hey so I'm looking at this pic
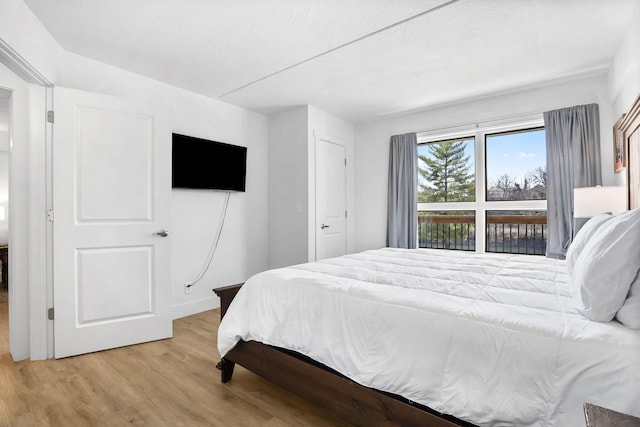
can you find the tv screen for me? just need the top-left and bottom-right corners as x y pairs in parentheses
(172, 133), (247, 192)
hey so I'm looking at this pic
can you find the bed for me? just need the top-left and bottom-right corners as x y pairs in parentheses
(216, 248), (640, 426)
(214, 95), (640, 427)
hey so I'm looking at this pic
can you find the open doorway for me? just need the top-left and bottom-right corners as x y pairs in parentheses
(0, 43), (52, 360)
(0, 48), (53, 361)
(0, 90), (9, 355)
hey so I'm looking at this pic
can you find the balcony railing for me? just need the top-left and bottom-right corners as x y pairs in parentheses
(418, 214), (547, 255)
(486, 214), (546, 255)
(418, 215), (476, 251)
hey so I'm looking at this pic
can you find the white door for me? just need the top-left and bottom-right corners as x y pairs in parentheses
(53, 87), (172, 358)
(315, 138), (347, 260)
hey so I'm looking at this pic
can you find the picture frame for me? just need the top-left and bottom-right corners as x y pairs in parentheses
(613, 113), (626, 173)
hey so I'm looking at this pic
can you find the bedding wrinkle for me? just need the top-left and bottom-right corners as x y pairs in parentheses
(432, 311), (458, 417)
(295, 257), (574, 316)
(218, 248), (640, 426)
(542, 265), (569, 427)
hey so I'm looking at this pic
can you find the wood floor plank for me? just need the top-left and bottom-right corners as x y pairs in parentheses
(0, 290), (7, 355)
(0, 290), (351, 426)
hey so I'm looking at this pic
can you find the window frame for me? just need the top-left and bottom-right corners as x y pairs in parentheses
(484, 126), (546, 202)
(417, 136), (476, 203)
(417, 117), (547, 253)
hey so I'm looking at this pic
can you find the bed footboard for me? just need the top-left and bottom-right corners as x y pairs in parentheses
(225, 340), (470, 426)
(212, 283), (471, 426)
(213, 283), (243, 383)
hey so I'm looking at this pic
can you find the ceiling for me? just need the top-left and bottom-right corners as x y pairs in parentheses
(23, 0), (637, 123)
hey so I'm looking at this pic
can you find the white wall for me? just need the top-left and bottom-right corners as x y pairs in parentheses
(608, 2), (640, 188)
(354, 74), (613, 252)
(268, 106), (309, 268)
(609, 2), (640, 118)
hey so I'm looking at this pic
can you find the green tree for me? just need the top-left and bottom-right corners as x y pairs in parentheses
(418, 140), (475, 202)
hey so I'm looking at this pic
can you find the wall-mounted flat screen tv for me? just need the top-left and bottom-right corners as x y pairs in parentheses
(172, 133), (247, 192)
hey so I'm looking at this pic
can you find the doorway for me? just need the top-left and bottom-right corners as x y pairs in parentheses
(0, 55), (51, 361)
(0, 90), (10, 355)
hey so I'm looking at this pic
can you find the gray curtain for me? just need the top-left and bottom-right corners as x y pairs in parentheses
(544, 103), (601, 258)
(387, 133), (418, 249)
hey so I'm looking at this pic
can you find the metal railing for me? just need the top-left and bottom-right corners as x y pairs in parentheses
(418, 215), (476, 251)
(486, 215), (546, 255)
(418, 214), (547, 255)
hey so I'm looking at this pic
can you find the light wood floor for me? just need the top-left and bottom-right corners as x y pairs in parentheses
(0, 290), (7, 355)
(0, 295), (351, 427)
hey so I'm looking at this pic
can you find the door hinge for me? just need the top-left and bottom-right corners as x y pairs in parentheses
(47, 110), (54, 124)
(344, 158), (347, 166)
(345, 210), (348, 218)
(47, 307), (54, 320)
(47, 209), (54, 222)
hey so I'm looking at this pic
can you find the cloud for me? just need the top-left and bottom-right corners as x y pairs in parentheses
(519, 152), (536, 158)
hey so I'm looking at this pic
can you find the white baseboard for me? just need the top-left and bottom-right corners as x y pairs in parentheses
(172, 295), (220, 320)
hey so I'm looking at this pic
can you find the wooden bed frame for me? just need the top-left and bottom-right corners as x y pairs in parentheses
(214, 284), (474, 427)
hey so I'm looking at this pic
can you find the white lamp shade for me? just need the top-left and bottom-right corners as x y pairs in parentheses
(573, 186), (626, 218)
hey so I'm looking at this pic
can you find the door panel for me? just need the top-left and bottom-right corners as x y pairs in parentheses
(76, 106), (153, 221)
(315, 138), (346, 260)
(53, 87), (171, 358)
(76, 246), (153, 323)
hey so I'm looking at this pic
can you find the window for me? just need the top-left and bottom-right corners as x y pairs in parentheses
(417, 137), (475, 203)
(417, 122), (547, 255)
(485, 128), (546, 201)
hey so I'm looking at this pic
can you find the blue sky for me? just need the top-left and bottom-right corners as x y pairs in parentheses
(485, 129), (546, 186)
(418, 129), (546, 188)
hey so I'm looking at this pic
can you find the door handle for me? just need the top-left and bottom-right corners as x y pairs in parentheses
(321, 224), (330, 229)
(155, 229), (170, 237)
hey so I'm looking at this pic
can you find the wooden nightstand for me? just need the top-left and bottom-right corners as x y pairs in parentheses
(584, 403), (640, 427)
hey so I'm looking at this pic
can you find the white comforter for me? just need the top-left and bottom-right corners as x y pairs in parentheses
(218, 248), (640, 426)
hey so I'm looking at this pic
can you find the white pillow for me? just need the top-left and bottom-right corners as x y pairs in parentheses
(566, 213), (612, 273)
(616, 272), (640, 329)
(571, 208), (640, 322)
